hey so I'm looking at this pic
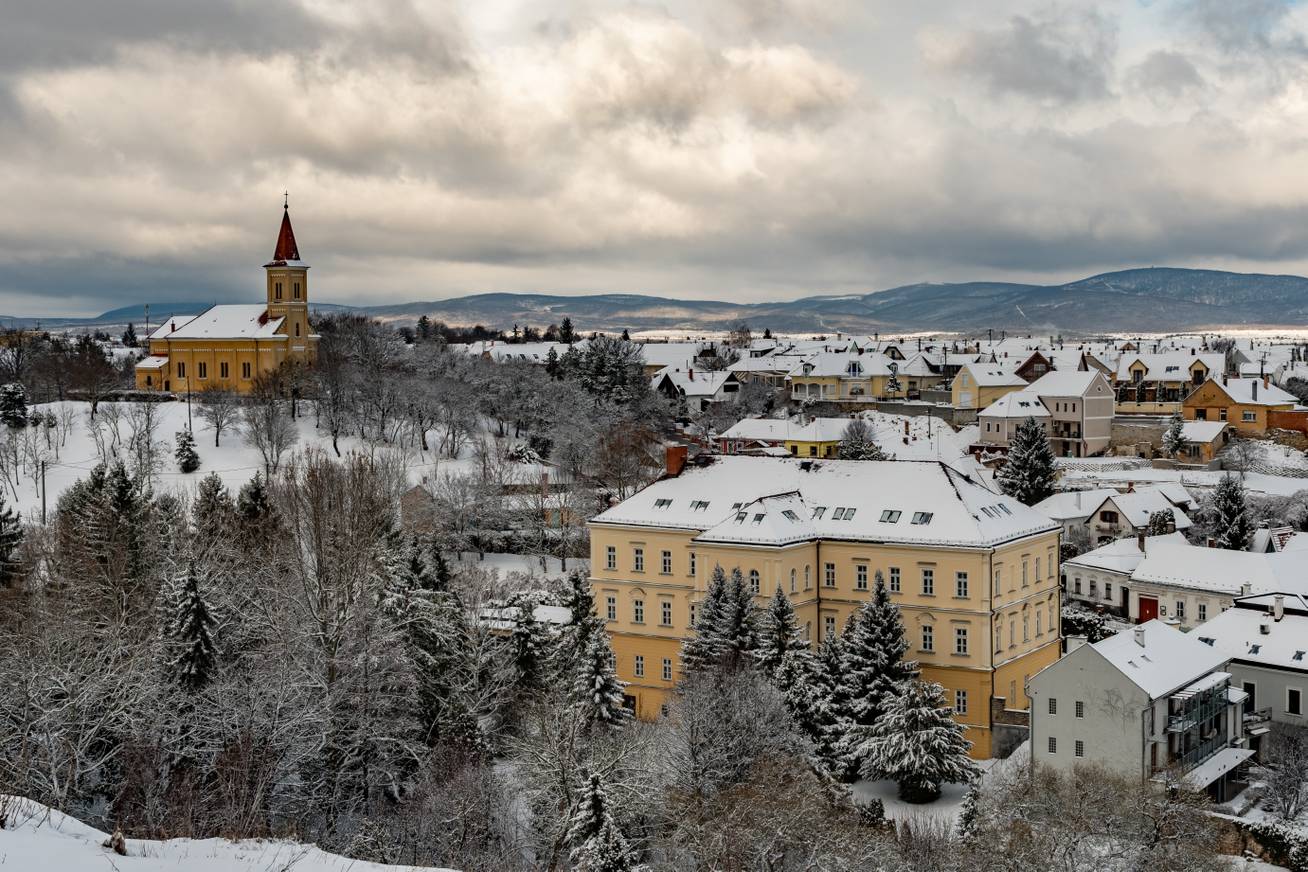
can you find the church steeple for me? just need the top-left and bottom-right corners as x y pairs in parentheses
(264, 199), (310, 345)
(265, 196), (304, 266)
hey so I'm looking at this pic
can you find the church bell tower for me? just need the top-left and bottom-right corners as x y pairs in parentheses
(264, 197), (311, 351)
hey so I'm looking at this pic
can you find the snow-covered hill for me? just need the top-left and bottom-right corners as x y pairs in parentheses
(0, 796), (457, 871)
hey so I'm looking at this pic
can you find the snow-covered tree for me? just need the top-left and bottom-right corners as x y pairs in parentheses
(755, 586), (808, 676)
(997, 416), (1058, 505)
(571, 627), (629, 729)
(681, 565), (730, 674)
(191, 472), (233, 540)
(173, 429), (200, 473)
(837, 418), (889, 460)
(0, 383), (27, 428)
(1209, 473), (1253, 551)
(561, 568), (605, 671)
(0, 491), (22, 586)
(956, 783), (982, 840)
(163, 565), (219, 693)
(508, 594), (548, 695)
(720, 567), (760, 666)
(567, 772), (639, 872)
(861, 679), (979, 803)
(121, 322), (138, 347)
(1161, 412), (1186, 458)
(1145, 509), (1174, 536)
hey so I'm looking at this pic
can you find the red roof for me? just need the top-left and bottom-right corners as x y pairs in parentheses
(265, 206), (302, 266)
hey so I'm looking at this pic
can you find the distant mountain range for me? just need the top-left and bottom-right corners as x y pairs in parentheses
(7, 267), (1308, 335)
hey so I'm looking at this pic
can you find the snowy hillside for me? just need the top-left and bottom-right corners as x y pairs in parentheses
(0, 797), (458, 872)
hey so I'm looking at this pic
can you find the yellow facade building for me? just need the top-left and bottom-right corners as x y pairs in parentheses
(134, 204), (319, 393)
(588, 454), (1062, 758)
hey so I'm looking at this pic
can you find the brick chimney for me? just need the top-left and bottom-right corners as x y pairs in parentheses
(1264, 374), (1271, 390)
(687, 367), (694, 381)
(665, 444), (688, 477)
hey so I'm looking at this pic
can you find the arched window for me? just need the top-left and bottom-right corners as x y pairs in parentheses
(749, 569), (760, 595)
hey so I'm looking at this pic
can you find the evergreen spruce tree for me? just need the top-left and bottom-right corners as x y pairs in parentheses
(192, 472), (234, 540)
(0, 491), (22, 586)
(837, 418), (889, 460)
(861, 679), (980, 803)
(174, 429), (200, 473)
(562, 568), (605, 670)
(560, 316), (576, 344)
(997, 416), (1058, 505)
(567, 772), (638, 872)
(571, 627), (629, 729)
(956, 783), (982, 841)
(838, 572), (918, 779)
(508, 594), (547, 694)
(1210, 473), (1253, 550)
(719, 567), (760, 667)
(0, 382), (27, 428)
(1145, 509), (1174, 537)
(801, 629), (850, 778)
(235, 471), (273, 524)
(1161, 412), (1186, 457)
(680, 564), (730, 674)
(545, 346), (561, 378)
(755, 586), (808, 676)
(122, 322), (138, 347)
(164, 565), (219, 693)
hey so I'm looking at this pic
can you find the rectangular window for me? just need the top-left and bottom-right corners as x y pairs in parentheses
(955, 626), (968, 655)
(606, 546), (616, 570)
(605, 596), (616, 622)
(1048, 736), (1057, 754)
(197, 361), (207, 379)
(993, 568), (1002, 595)
(824, 563), (836, 587)
(689, 551), (696, 576)
(633, 599), (644, 624)
(1175, 600), (1185, 620)
(1243, 410), (1257, 423)
(1075, 700), (1085, 719)
(633, 548), (644, 572)
(661, 601), (672, 626)
(293, 281), (301, 299)
(1074, 740), (1084, 758)
(1022, 561), (1029, 587)
(955, 571), (969, 598)
(922, 625), (934, 652)
(1035, 557), (1041, 582)
(1220, 408), (1228, 421)
(241, 361), (251, 379)
(1198, 603), (1207, 621)
(661, 550), (672, 574)
(219, 361), (229, 379)
(1290, 688), (1303, 716)
(921, 568), (934, 595)
(955, 689), (968, 715)
(634, 655), (645, 678)
(1105, 582), (1113, 600)
(177, 361), (186, 378)
(1048, 697), (1057, 715)
(662, 658), (673, 681)
(856, 564), (869, 591)
(889, 567), (901, 593)
(824, 615), (836, 639)
(275, 281), (283, 300)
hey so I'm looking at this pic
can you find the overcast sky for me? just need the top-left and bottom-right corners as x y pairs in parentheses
(4, 0), (1308, 316)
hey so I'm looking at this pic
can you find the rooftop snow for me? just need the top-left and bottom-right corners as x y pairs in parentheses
(164, 304), (286, 340)
(1092, 619), (1230, 699)
(1062, 531), (1187, 575)
(1195, 596), (1308, 672)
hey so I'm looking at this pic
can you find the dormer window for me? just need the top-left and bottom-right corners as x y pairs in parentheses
(781, 510), (800, 521)
(811, 506), (826, 519)
(846, 361), (863, 377)
(690, 500), (710, 511)
(911, 512), (934, 525)
(1250, 644), (1262, 654)
(654, 498), (672, 509)
(752, 513), (765, 525)
(734, 512), (747, 524)
(880, 510), (901, 523)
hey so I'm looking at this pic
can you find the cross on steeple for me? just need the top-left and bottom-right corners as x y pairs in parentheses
(283, 190), (289, 209)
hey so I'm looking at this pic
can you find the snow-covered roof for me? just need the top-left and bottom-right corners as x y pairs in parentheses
(696, 491), (818, 546)
(487, 341), (578, 363)
(1062, 531), (1187, 575)
(653, 367), (735, 397)
(978, 391), (1050, 419)
(720, 417), (851, 443)
(134, 355), (168, 370)
(1180, 421), (1229, 443)
(958, 362), (1027, 387)
(147, 315), (199, 340)
(1195, 594), (1308, 672)
(1032, 488), (1120, 522)
(787, 351), (898, 379)
(1205, 377), (1297, 407)
(1092, 619), (1230, 699)
(640, 342), (710, 369)
(164, 305), (286, 340)
(1130, 541), (1308, 596)
(592, 456), (1059, 549)
(1115, 353), (1223, 383)
(1026, 369), (1105, 397)
(1097, 490), (1193, 531)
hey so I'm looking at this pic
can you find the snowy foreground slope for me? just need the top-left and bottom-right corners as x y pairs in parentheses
(0, 797), (458, 872)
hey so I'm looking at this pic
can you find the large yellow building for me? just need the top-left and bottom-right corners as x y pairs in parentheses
(135, 204), (319, 393)
(588, 454), (1062, 758)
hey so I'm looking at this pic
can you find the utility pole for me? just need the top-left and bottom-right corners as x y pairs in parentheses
(40, 461), (46, 524)
(186, 387), (192, 432)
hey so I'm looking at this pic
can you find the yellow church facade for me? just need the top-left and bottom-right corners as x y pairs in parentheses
(135, 205), (318, 394)
(589, 455), (1063, 759)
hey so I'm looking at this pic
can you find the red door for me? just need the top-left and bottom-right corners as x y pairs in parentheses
(1138, 597), (1158, 623)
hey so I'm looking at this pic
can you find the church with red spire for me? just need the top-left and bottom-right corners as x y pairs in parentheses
(135, 202), (320, 393)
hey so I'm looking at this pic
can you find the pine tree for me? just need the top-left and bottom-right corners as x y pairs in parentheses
(1145, 509), (1174, 536)
(755, 586), (808, 676)
(800, 629), (850, 778)
(571, 628), (629, 729)
(174, 429), (200, 473)
(837, 418), (889, 460)
(545, 346), (561, 378)
(0, 382), (27, 428)
(956, 783), (982, 840)
(997, 416), (1058, 505)
(1210, 473), (1253, 550)
(192, 472), (233, 540)
(560, 316), (575, 344)
(508, 594), (547, 694)
(164, 565), (219, 693)
(719, 567), (760, 667)
(567, 772), (638, 872)
(680, 565), (730, 674)
(122, 322), (138, 347)
(861, 679), (980, 803)
(1161, 412), (1186, 457)
(0, 491), (22, 586)
(562, 568), (605, 670)
(837, 573), (918, 778)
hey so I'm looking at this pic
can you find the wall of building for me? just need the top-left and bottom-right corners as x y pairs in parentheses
(1127, 584), (1230, 629)
(1224, 662), (1308, 726)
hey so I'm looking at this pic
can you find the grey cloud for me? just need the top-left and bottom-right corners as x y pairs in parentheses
(922, 10), (1117, 104)
(1124, 50), (1206, 100)
(1176, 0), (1299, 53)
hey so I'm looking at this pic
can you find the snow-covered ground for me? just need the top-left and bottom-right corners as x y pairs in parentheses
(0, 797), (457, 871)
(851, 741), (1027, 827)
(4, 400), (539, 523)
(459, 551), (584, 582)
(1224, 441), (1308, 478)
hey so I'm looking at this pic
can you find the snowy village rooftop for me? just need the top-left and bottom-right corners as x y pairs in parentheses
(1089, 619), (1230, 700)
(592, 455), (1058, 548)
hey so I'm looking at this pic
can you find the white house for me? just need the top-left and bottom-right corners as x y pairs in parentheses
(1027, 620), (1251, 801)
(1061, 532), (1188, 616)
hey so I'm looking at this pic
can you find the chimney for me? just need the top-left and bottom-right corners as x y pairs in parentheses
(1206, 537), (1216, 548)
(687, 367), (694, 381)
(1134, 626), (1146, 647)
(1275, 594), (1285, 621)
(1264, 374), (1271, 390)
(665, 445), (688, 478)
(1253, 381), (1258, 401)
(1137, 530), (1146, 552)
(1260, 619), (1271, 636)
(1241, 581), (1253, 596)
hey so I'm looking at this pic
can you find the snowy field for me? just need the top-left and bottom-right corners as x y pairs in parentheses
(851, 741), (1027, 828)
(3, 400), (532, 523)
(0, 797), (457, 872)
